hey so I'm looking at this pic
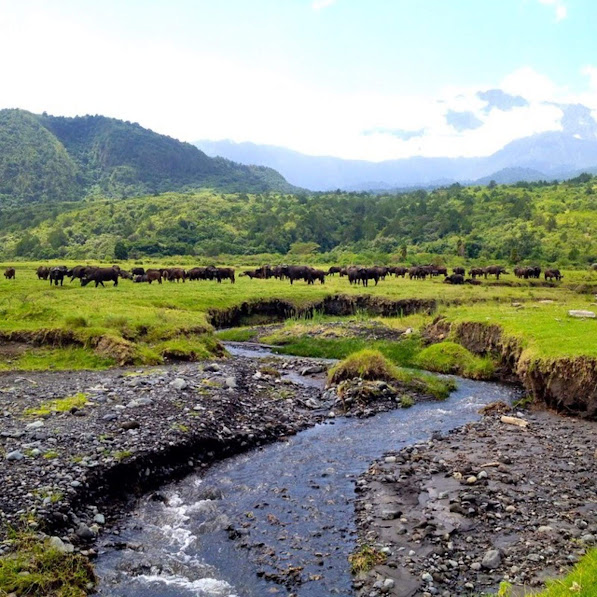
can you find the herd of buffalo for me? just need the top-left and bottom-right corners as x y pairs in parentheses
(2, 263), (564, 287)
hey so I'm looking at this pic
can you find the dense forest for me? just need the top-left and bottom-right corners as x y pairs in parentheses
(0, 175), (595, 265)
(0, 109), (297, 204)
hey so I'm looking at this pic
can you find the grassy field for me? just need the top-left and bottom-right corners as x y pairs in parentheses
(0, 261), (596, 369)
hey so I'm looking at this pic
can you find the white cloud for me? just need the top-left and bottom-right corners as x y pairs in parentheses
(1, 6), (596, 161)
(312, 0), (336, 11)
(537, 0), (567, 22)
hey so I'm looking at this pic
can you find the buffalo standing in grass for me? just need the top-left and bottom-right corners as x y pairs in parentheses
(453, 267), (465, 276)
(468, 267), (485, 279)
(544, 268), (563, 281)
(328, 266), (342, 276)
(49, 266), (68, 286)
(4, 267), (15, 280)
(390, 266), (408, 278)
(131, 267), (145, 276)
(81, 267), (119, 288)
(36, 266), (49, 280)
(485, 265), (508, 279)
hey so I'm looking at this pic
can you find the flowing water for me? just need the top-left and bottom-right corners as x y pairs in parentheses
(95, 345), (519, 596)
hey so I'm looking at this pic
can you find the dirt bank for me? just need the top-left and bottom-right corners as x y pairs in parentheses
(353, 404), (597, 596)
(207, 294), (437, 328)
(426, 318), (597, 418)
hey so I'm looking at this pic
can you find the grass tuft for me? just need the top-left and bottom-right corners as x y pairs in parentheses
(24, 393), (88, 417)
(0, 531), (95, 596)
(349, 544), (387, 575)
(328, 349), (401, 384)
(414, 341), (495, 379)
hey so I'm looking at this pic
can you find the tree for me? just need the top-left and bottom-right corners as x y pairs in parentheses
(114, 240), (128, 260)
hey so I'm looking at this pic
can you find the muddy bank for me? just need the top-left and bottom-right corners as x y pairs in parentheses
(207, 295), (437, 328)
(353, 404), (597, 597)
(426, 318), (597, 418)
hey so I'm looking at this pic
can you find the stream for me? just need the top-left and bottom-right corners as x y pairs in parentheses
(95, 344), (519, 596)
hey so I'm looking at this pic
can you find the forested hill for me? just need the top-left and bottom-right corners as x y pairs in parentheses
(0, 109), (297, 204)
(1, 176), (595, 265)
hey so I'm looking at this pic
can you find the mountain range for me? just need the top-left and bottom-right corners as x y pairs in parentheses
(0, 109), (296, 205)
(196, 132), (597, 191)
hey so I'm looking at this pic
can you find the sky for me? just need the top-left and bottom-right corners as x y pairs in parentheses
(1, 0), (596, 161)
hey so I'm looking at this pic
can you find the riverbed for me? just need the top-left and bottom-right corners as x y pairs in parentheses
(94, 345), (519, 596)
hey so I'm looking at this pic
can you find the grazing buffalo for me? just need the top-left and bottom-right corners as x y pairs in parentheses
(544, 268), (563, 281)
(390, 266), (408, 278)
(67, 265), (96, 282)
(163, 267), (186, 283)
(49, 266), (68, 286)
(81, 267), (119, 287)
(443, 274), (464, 284)
(453, 267), (465, 276)
(409, 266), (428, 280)
(328, 266), (342, 276)
(514, 265), (541, 279)
(131, 267), (145, 276)
(215, 267), (235, 284)
(4, 267), (15, 280)
(240, 268), (265, 279)
(36, 266), (50, 280)
(134, 274), (148, 283)
(468, 267), (485, 279)
(145, 269), (163, 284)
(118, 269), (133, 280)
(187, 267), (208, 281)
(485, 265), (508, 279)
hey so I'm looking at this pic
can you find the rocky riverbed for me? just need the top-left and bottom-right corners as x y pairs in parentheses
(353, 403), (597, 596)
(0, 355), (333, 551)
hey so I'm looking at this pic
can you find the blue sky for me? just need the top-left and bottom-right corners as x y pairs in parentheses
(0, 0), (596, 159)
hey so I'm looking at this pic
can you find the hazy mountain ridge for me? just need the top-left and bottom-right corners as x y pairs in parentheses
(196, 132), (597, 191)
(0, 109), (297, 204)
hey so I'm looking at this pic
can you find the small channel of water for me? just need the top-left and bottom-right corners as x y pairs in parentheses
(95, 345), (519, 596)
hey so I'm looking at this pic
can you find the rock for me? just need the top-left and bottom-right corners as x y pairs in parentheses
(466, 476), (477, 484)
(102, 412), (119, 421)
(26, 420), (45, 429)
(204, 363), (220, 372)
(225, 377), (237, 389)
(568, 310), (596, 319)
(538, 525), (553, 534)
(481, 549), (501, 569)
(6, 450), (24, 461)
(300, 365), (326, 376)
(49, 536), (74, 553)
(121, 420), (140, 430)
(381, 578), (395, 592)
(381, 507), (401, 520)
(421, 572), (433, 583)
(76, 523), (95, 540)
(94, 514), (105, 525)
(170, 378), (188, 390)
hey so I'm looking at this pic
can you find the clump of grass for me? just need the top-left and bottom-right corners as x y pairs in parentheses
(349, 544), (387, 575)
(329, 349), (456, 400)
(216, 327), (258, 342)
(535, 549), (597, 596)
(400, 395), (414, 408)
(43, 451), (59, 460)
(113, 450), (133, 461)
(64, 316), (88, 329)
(24, 393), (88, 417)
(328, 349), (402, 384)
(414, 341), (495, 379)
(0, 347), (115, 372)
(156, 335), (223, 361)
(259, 365), (280, 377)
(0, 531), (95, 596)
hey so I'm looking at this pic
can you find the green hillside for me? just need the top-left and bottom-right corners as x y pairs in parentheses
(0, 109), (296, 204)
(0, 177), (595, 263)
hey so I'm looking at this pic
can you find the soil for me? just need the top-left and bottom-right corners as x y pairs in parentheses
(352, 403), (597, 596)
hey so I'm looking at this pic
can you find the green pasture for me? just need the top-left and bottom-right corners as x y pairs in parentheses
(0, 262), (595, 369)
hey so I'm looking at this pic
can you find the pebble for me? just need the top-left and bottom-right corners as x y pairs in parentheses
(169, 378), (188, 390)
(6, 450), (24, 461)
(481, 549), (501, 570)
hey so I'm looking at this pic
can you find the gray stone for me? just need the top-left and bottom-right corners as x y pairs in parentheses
(170, 378), (188, 390)
(568, 310), (596, 319)
(225, 377), (237, 389)
(6, 450), (24, 461)
(481, 549), (502, 569)
(76, 523), (95, 540)
(49, 536), (74, 553)
(102, 412), (119, 421)
(26, 420), (45, 429)
(381, 507), (401, 520)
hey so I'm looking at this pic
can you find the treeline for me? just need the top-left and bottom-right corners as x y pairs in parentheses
(0, 177), (596, 265)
